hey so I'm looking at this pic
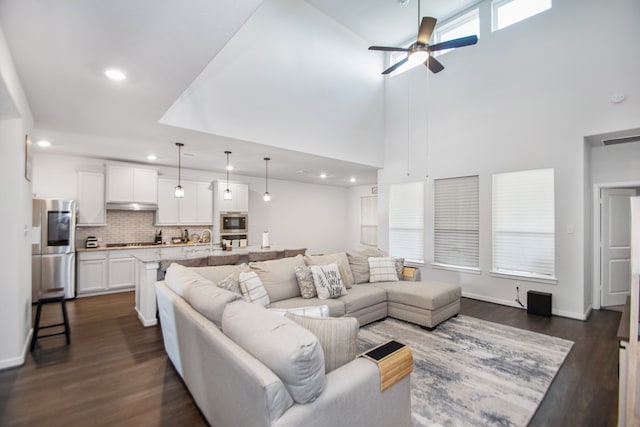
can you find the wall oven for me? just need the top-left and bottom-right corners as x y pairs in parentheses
(220, 213), (248, 234)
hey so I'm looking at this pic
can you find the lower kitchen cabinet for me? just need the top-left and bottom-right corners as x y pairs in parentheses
(77, 252), (108, 294)
(77, 248), (159, 295)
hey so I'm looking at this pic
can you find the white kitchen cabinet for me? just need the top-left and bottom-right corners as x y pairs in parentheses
(77, 251), (108, 293)
(77, 170), (106, 226)
(156, 179), (180, 224)
(106, 165), (158, 204)
(156, 178), (212, 225)
(108, 255), (136, 290)
(215, 181), (249, 213)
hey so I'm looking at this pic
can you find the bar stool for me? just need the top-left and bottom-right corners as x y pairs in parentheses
(31, 288), (71, 351)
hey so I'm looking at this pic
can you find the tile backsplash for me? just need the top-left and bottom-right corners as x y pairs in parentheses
(76, 211), (212, 247)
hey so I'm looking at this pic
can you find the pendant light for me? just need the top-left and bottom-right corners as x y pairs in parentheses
(263, 157), (271, 202)
(174, 142), (185, 198)
(224, 151), (232, 200)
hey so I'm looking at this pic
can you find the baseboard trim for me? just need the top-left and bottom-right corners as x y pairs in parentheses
(462, 292), (587, 321)
(0, 328), (32, 371)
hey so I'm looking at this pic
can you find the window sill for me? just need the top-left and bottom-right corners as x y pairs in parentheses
(490, 271), (558, 285)
(431, 263), (481, 275)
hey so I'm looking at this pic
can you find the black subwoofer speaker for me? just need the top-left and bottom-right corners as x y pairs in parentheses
(527, 291), (552, 317)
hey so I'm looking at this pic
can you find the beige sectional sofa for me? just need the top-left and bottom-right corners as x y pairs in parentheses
(155, 251), (461, 426)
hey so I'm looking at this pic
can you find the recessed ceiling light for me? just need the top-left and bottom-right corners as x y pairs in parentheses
(104, 68), (126, 81)
(37, 140), (51, 147)
(226, 165), (234, 171)
(320, 173), (327, 179)
(350, 177), (356, 183)
(147, 154), (157, 161)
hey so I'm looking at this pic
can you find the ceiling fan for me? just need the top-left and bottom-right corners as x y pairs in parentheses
(369, 2), (478, 75)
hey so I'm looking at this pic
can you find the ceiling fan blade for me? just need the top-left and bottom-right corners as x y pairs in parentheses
(382, 57), (409, 75)
(429, 35), (478, 52)
(426, 56), (445, 74)
(417, 17), (437, 45)
(369, 46), (410, 52)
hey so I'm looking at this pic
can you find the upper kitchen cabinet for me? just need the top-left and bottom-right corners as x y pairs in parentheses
(106, 165), (158, 204)
(77, 170), (106, 226)
(156, 178), (212, 225)
(214, 181), (249, 213)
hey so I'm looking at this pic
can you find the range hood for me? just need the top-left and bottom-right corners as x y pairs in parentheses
(106, 202), (158, 211)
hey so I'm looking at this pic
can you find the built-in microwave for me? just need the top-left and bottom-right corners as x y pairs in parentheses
(220, 213), (248, 234)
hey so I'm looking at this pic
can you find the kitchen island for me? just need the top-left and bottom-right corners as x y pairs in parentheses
(133, 246), (282, 327)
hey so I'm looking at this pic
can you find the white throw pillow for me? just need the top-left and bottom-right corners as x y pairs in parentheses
(238, 271), (270, 307)
(368, 257), (399, 283)
(269, 305), (330, 318)
(310, 264), (348, 300)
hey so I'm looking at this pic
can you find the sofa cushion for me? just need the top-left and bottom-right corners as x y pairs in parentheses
(191, 263), (250, 283)
(222, 301), (326, 404)
(347, 248), (384, 284)
(165, 263), (214, 297)
(368, 257), (400, 283)
(269, 305), (330, 318)
(269, 297), (346, 317)
(337, 284), (388, 315)
(305, 253), (354, 288)
(239, 271), (270, 307)
(186, 281), (243, 327)
(310, 264), (348, 300)
(249, 255), (305, 303)
(294, 265), (317, 299)
(369, 281), (461, 310)
(285, 313), (358, 373)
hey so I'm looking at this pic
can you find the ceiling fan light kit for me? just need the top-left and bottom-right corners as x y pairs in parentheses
(369, 1), (478, 75)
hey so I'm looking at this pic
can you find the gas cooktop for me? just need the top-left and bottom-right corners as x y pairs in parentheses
(106, 242), (159, 248)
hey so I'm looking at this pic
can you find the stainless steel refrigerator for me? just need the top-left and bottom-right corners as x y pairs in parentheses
(32, 199), (77, 301)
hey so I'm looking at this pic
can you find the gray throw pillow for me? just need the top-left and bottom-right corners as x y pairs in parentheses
(217, 273), (241, 295)
(294, 265), (317, 299)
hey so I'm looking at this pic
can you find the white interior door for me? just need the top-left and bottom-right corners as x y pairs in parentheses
(601, 188), (636, 306)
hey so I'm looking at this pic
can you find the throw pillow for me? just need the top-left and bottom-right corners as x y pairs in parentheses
(269, 305), (330, 318)
(294, 265), (317, 299)
(310, 264), (348, 300)
(304, 253), (354, 288)
(347, 248), (384, 284)
(222, 300), (326, 404)
(285, 313), (359, 373)
(394, 257), (405, 280)
(217, 273), (241, 295)
(368, 257), (399, 283)
(238, 271), (270, 307)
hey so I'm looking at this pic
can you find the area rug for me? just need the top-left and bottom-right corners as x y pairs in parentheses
(356, 316), (573, 427)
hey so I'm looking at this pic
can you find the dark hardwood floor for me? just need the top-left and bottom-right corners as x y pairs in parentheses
(0, 293), (621, 426)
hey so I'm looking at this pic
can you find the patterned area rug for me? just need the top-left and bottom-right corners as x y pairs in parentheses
(356, 316), (573, 427)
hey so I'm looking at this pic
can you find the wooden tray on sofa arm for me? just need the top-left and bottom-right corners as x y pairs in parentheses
(360, 340), (413, 391)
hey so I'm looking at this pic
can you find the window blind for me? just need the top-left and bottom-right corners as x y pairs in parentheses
(434, 176), (479, 268)
(389, 182), (424, 263)
(492, 168), (555, 278)
(360, 196), (378, 246)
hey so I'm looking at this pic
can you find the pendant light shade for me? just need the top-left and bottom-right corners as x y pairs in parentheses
(175, 142), (185, 198)
(224, 151), (232, 200)
(263, 157), (271, 202)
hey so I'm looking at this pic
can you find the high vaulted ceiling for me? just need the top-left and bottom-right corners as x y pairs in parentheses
(0, 0), (478, 185)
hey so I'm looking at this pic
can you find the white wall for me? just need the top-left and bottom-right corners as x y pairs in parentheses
(160, 0), (385, 168)
(0, 23), (34, 369)
(33, 152), (349, 255)
(377, 0), (640, 319)
(591, 142), (640, 185)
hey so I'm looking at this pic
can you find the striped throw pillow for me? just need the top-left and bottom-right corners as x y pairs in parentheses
(368, 257), (399, 283)
(238, 271), (270, 307)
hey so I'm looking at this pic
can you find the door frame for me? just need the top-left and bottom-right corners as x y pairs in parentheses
(592, 180), (640, 309)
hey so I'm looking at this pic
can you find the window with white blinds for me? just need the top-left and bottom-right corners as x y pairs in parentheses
(389, 182), (424, 264)
(360, 196), (378, 246)
(492, 168), (555, 279)
(434, 176), (479, 269)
